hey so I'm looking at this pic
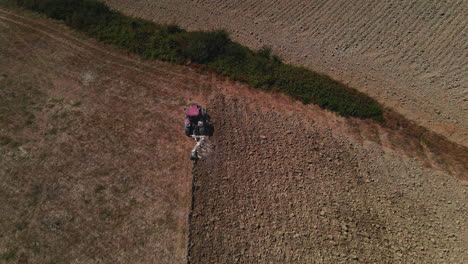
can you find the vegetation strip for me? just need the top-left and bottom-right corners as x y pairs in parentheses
(15, 0), (382, 120)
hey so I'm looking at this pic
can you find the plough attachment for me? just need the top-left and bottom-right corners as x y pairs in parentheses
(191, 136), (207, 160)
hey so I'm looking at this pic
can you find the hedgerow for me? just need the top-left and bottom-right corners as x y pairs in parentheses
(15, 0), (383, 120)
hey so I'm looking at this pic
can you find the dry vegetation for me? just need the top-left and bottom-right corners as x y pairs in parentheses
(0, 7), (205, 263)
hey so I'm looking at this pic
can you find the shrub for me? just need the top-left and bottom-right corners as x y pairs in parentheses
(179, 30), (230, 63)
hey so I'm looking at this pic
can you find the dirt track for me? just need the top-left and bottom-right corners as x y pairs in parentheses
(104, 0), (468, 147)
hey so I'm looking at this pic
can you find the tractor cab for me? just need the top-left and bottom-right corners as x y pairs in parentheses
(185, 104), (208, 137)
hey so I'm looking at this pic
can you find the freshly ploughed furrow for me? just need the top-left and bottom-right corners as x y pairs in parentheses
(188, 93), (467, 263)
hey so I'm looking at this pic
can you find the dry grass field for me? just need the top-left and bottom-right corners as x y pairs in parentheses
(0, 8), (205, 263)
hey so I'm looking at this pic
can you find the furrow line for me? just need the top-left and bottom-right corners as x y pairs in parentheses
(415, 2), (459, 61)
(333, 1), (373, 51)
(404, 1), (447, 65)
(295, 1), (322, 25)
(357, 2), (395, 56)
(307, 0), (344, 38)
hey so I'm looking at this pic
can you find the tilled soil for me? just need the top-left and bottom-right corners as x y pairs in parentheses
(188, 91), (467, 263)
(104, 0), (468, 147)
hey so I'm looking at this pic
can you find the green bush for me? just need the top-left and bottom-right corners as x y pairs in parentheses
(16, 0), (383, 120)
(179, 30), (230, 63)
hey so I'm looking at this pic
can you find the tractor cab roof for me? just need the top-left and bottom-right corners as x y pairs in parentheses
(187, 104), (200, 117)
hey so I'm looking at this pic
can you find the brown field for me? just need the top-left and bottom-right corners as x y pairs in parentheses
(104, 0), (468, 147)
(189, 86), (467, 263)
(0, 8), (201, 263)
(1, 4), (467, 264)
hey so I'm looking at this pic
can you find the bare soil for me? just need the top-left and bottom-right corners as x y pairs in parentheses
(104, 0), (468, 147)
(189, 85), (468, 263)
(0, 5), (467, 264)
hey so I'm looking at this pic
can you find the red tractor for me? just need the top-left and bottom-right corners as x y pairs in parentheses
(185, 103), (210, 137)
(185, 104), (212, 160)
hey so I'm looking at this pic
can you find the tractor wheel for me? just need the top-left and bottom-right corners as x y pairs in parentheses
(190, 150), (198, 160)
(185, 126), (192, 136)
